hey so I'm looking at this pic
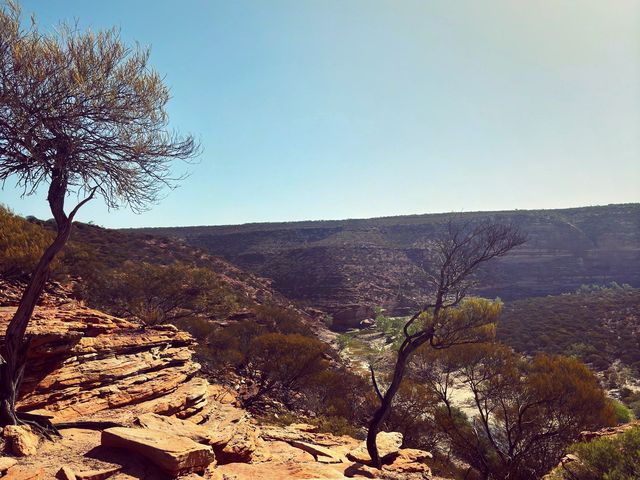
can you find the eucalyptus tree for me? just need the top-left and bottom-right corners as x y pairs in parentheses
(0, 1), (198, 426)
(366, 220), (525, 467)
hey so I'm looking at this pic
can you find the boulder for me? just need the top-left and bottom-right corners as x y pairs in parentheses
(101, 427), (215, 476)
(3, 424), (40, 456)
(385, 448), (432, 475)
(346, 431), (403, 464)
(216, 421), (258, 463)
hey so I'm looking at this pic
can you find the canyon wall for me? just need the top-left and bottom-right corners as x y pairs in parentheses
(138, 204), (640, 328)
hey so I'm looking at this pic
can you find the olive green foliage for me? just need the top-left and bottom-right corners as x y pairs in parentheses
(498, 287), (640, 374)
(244, 332), (328, 403)
(192, 319), (265, 370)
(408, 343), (616, 480)
(0, 1), (198, 212)
(188, 305), (373, 433)
(254, 304), (313, 335)
(373, 307), (421, 350)
(576, 282), (634, 294)
(383, 380), (442, 451)
(0, 205), (56, 277)
(336, 331), (357, 352)
(301, 368), (372, 435)
(91, 261), (238, 324)
(557, 426), (640, 480)
(619, 388), (640, 419)
(39, 220), (251, 321)
(609, 399), (633, 424)
(0, 212), (251, 325)
(345, 298), (500, 363)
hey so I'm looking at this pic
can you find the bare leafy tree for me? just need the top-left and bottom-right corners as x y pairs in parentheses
(414, 344), (616, 479)
(0, 2), (198, 426)
(366, 220), (525, 467)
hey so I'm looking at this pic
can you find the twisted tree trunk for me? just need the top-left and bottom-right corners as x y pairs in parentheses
(0, 169), (94, 427)
(0, 221), (71, 425)
(365, 336), (431, 467)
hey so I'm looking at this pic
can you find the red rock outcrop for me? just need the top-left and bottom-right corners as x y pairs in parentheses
(0, 304), (205, 421)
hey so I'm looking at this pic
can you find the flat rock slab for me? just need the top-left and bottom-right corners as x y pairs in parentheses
(76, 467), (122, 480)
(136, 413), (216, 445)
(101, 427), (214, 476)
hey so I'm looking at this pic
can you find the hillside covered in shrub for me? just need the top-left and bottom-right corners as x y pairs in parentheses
(135, 204), (640, 328)
(498, 285), (640, 375)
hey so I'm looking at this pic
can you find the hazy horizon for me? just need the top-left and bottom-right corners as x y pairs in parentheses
(7, 202), (633, 230)
(1, 0), (638, 228)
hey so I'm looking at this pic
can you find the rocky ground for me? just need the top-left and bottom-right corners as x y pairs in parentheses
(0, 300), (441, 479)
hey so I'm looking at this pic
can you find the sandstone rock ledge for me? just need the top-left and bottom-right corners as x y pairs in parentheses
(0, 305), (205, 421)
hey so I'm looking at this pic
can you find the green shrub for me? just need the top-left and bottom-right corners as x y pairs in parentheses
(246, 333), (328, 388)
(564, 426), (640, 480)
(0, 205), (56, 277)
(308, 415), (361, 438)
(90, 261), (239, 324)
(254, 305), (312, 335)
(609, 399), (633, 424)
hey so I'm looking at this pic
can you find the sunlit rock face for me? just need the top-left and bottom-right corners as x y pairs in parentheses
(0, 304), (204, 421)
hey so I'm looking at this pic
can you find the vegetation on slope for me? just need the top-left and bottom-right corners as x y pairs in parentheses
(0, 205), (370, 435)
(1, 205), (629, 478)
(133, 204), (640, 326)
(0, 206), (56, 278)
(498, 285), (640, 375)
(548, 425), (640, 480)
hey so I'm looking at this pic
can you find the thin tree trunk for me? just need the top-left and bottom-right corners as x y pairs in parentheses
(366, 304), (439, 468)
(0, 222), (71, 425)
(366, 349), (409, 467)
(366, 339), (428, 467)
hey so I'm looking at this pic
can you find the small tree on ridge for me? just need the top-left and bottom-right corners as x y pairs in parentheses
(366, 220), (525, 467)
(0, 1), (198, 427)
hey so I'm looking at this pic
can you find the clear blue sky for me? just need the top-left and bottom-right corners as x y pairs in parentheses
(1, 0), (639, 227)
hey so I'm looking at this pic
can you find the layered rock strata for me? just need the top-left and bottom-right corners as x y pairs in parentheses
(0, 304), (204, 421)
